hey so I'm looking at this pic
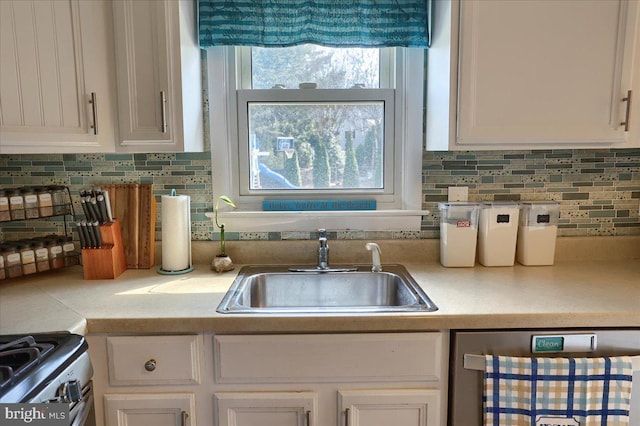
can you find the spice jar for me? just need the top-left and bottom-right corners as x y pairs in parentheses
(33, 241), (50, 273)
(17, 242), (37, 275)
(0, 190), (10, 222)
(61, 236), (79, 267)
(35, 187), (54, 217)
(49, 186), (69, 215)
(47, 237), (65, 270)
(21, 187), (40, 219)
(7, 189), (25, 220)
(2, 244), (22, 278)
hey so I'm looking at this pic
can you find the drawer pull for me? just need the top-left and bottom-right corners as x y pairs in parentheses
(345, 408), (350, 426)
(306, 410), (311, 426)
(144, 359), (157, 372)
(181, 411), (189, 426)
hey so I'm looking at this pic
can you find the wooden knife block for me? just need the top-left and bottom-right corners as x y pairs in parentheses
(81, 219), (127, 280)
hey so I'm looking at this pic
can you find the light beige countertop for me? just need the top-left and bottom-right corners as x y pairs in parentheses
(1, 236), (638, 335)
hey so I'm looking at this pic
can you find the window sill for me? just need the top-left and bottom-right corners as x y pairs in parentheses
(205, 210), (430, 232)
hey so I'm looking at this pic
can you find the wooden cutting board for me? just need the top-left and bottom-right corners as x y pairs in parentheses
(101, 184), (156, 269)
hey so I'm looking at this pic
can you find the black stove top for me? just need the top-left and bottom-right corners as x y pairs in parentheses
(0, 333), (87, 402)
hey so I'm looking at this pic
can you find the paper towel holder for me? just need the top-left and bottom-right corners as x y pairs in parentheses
(158, 188), (194, 275)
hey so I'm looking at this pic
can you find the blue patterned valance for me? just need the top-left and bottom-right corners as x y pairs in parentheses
(198, 0), (431, 48)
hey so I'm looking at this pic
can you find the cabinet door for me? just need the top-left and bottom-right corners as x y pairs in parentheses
(0, 0), (117, 153)
(112, 0), (203, 152)
(456, 0), (639, 148)
(338, 389), (440, 426)
(104, 393), (195, 426)
(215, 392), (318, 426)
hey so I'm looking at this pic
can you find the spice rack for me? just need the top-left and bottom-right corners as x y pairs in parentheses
(0, 186), (80, 281)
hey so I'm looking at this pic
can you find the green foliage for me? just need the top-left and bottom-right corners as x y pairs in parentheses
(311, 135), (331, 188)
(356, 125), (383, 188)
(343, 130), (360, 188)
(215, 195), (236, 255)
(284, 150), (302, 187)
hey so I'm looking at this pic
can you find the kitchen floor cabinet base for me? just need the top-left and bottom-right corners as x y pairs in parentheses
(104, 393), (195, 426)
(215, 392), (318, 426)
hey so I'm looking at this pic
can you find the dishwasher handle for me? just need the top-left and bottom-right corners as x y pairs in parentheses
(464, 354), (640, 372)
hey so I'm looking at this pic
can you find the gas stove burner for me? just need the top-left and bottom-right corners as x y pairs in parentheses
(0, 333), (89, 404)
(0, 335), (55, 392)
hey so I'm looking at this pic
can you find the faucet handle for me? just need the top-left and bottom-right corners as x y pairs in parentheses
(318, 228), (327, 238)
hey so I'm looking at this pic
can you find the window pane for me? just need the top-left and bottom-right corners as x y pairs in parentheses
(247, 102), (384, 190)
(251, 45), (380, 89)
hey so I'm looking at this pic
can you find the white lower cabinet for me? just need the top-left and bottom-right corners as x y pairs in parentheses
(339, 389), (440, 426)
(104, 393), (195, 426)
(215, 392), (318, 426)
(212, 333), (448, 426)
(88, 332), (447, 426)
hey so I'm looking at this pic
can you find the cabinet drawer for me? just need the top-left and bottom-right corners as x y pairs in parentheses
(107, 335), (200, 386)
(214, 332), (443, 384)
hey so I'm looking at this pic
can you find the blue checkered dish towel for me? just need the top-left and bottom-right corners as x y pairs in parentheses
(483, 355), (634, 426)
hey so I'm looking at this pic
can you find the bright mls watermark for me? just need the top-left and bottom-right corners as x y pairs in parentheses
(1, 404), (68, 425)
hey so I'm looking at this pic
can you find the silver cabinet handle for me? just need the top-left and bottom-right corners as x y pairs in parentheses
(621, 90), (632, 132)
(144, 359), (156, 372)
(181, 411), (188, 426)
(160, 91), (168, 133)
(345, 408), (350, 426)
(89, 92), (98, 135)
(306, 410), (311, 426)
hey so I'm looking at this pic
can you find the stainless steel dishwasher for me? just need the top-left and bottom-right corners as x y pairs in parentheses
(449, 329), (640, 426)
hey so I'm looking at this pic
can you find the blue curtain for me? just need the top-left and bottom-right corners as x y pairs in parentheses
(198, 0), (431, 48)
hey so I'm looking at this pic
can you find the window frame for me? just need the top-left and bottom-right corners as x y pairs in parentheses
(237, 88), (395, 197)
(207, 46), (426, 232)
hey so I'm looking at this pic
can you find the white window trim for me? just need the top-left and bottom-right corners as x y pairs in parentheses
(237, 88), (396, 200)
(206, 46), (427, 232)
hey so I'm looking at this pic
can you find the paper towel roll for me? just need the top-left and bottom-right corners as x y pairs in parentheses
(161, 191), (192, 271)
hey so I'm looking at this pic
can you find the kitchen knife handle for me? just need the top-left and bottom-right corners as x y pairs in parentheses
(160, 91), (168, 133)
(85, 221), (97, 249)
(103, 190), (114, 222)
(77, 222), (88, 249)
(89, 92), (98, 135)
(93, 221), (102, 248)
(97, 195), (108, 224)
(90, 197), (100, 222)
(80, 198), (91, 220)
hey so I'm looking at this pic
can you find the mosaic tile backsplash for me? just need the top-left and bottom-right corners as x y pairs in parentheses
(0, 149), (638, 242)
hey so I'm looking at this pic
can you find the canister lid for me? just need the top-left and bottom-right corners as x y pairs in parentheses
(479, 201), (519, 209)
(437, 201), (480, 209)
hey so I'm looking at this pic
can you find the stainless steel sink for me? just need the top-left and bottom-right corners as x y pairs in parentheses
(216, 264), (438, 314)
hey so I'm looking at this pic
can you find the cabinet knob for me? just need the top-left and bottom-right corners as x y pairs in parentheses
(144, 359), (157, 372)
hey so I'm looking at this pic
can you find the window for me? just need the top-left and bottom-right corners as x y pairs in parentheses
(207, 46), (425, 231)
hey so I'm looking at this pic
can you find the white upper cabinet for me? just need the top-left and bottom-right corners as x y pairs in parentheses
(112, 0), (203, 152)
(0, 0), (118, 154)
(427, 0), (640, 150)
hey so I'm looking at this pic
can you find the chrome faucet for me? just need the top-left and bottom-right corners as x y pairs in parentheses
(317, 228), (329, 269)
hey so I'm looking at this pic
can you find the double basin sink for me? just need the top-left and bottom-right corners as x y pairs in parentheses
(217, 264), (438, 314)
